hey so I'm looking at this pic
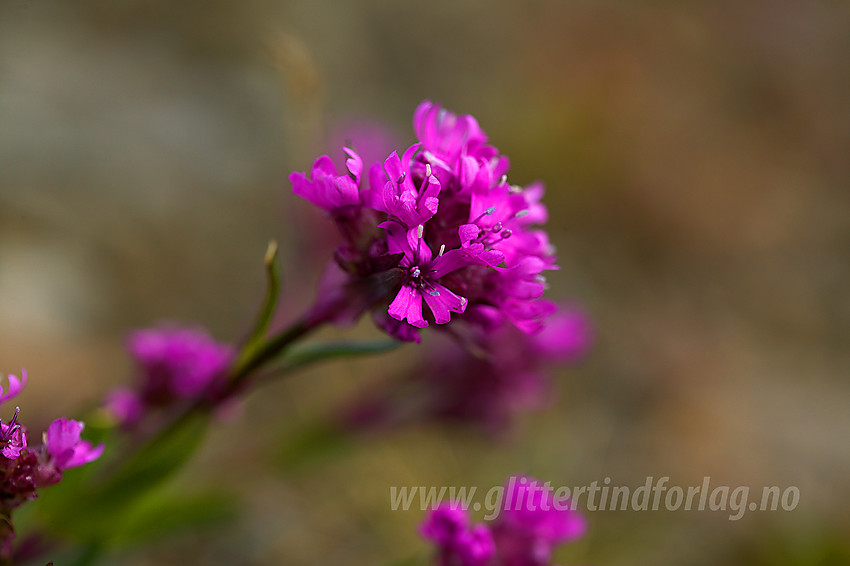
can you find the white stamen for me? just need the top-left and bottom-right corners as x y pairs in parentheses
(425, 164), (432, 177)
(416, 224), (424, 239)
(509, 184), (523, 193)
(438, 244), (446, 256)
(515, 209), (530, 218)
(485, 206), (496, 215)
(500, 175), (508, 185)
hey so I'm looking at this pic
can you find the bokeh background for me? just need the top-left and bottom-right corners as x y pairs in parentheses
(2, 1), (849, 564)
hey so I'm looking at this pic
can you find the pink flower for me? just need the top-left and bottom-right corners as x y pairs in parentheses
(0, 371), (105, 559)
(413, 100), (491, 172)
(106, 325), (234, 427)
(421, 503), (469, 546)
(128, 326), (234, 399)
(339, 305), (593, 434)
(289, 149), (363, 212)
(492, 477), (586, 566)
(421, 503), (495, 566)
(43, 418), (104, 471)
(421, 477), (586, 566)
(381, 221), (472, 328)
(0, 371), (29, 461)
(0, 369), (27, 404)
(104, 387), (145, 427)
(0, 408), (27, 461)
(369, 144), (442, 228)
(290, 101), (567, 342)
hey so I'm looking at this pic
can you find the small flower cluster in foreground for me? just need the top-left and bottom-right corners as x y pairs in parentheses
(105, 326), (234, 428)
(0, 370), (103, 556)
(291, 101), (558, 342)
(421, 476), (586, 566)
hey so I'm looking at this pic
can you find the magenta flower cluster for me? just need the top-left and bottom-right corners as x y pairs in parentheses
(340, 306), (592, 433)
(411, 306), (592, 432)
(291, 101), (558, 342)
(106, 326), (235, 427)
(421, 476), (586, 566)
(0, 370), (103, 553)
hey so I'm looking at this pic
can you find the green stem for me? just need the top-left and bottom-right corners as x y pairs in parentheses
(227, 317), (316, 387)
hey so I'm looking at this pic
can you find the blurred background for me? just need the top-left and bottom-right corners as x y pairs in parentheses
(2, 1), (849, 564)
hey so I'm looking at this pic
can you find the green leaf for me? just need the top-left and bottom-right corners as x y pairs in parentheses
(99, 411), (210, 503)
(279, 339), (401, 373)
(113, 489), (237, 545)
(234, 240), (281, 371)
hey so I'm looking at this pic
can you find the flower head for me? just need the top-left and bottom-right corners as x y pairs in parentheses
(496, 476), (587, 561)
(128, 326), (234, 400)
(421, 503), (495, 566)
(0, 369), (103, 559)
(421, 476), (585, 566)
(0, 371), (29, 461)
(0, 408), (27, 460)
(108, 325), (235, 427)
(290, 101), (561, 343)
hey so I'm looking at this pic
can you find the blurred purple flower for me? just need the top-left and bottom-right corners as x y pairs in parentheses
(107, 325), (234, 427)
(341, 305), (593, 434)
(494, 476), (586, 566)
(421, 476), (585, 566)
(421, 503), (470, 546)
(104, 387), (145, 428)
(329, 119), (402, 177)
(421, 503), (495, 566)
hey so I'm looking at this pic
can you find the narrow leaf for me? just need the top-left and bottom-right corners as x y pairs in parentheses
(235, 240), (281, 370)
(280, 339), (401, 373)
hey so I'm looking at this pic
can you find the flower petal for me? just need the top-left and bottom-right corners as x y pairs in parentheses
(64, 441), (105, 469)
(0, 369), (27, 403)
(388, 286), (428, 328)
(423, 284), (468, 325)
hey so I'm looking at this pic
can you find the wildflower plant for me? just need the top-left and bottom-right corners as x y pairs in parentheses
(11, 101), (590, 565)
(0, 371), (103, 564)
